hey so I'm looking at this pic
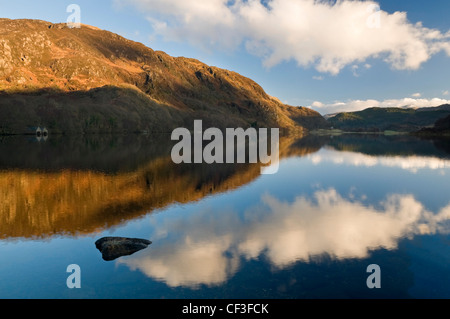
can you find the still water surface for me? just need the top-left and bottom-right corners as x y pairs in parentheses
(0, 134), (449, 299)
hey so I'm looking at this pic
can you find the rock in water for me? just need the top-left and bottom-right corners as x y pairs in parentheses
(95, 237), (152, 261)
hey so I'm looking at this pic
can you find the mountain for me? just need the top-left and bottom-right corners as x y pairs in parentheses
(0, 18), (328, 135)
(327, 105), (450, 132)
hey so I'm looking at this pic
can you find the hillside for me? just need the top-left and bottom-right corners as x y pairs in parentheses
(0, 18), (328, 135)
(414, 114), (450, 137)
(327, 105), (450, 132)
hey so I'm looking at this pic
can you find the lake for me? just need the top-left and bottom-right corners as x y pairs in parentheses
(0, 133), (449, 299)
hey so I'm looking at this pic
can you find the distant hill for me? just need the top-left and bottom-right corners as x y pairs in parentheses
(414, 114), (450, 137)
(0, 18), (328, 135)
(327, 105), (450, 132)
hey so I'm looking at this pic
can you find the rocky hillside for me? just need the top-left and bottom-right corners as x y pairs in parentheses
(327, 105), (450, 132)
(0, 18), (328, 135)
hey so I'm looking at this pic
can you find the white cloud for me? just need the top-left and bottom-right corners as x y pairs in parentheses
(351, 64), (360, 77)
(310, 97), (450, 114)
(312, 75), (324, 81)
(117, 0), (450, 74)
(311, 101), (324, 108)
(443, 90), (449, 96)
(411, 93), (422, 98)
(118, 189), (450, 287)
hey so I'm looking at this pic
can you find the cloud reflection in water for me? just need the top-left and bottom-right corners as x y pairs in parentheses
(309, 149), (450, 173)
(119, 189), (450, 288)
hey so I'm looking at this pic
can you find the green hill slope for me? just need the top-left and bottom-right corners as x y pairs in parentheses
(328, 105), (450, 132)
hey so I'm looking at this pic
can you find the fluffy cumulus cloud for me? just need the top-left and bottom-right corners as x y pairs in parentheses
(310, 97), (450, 114)
(116, 0), (450, 74)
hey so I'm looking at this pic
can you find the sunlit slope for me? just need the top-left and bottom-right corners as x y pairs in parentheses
(0, 18), (328, 134)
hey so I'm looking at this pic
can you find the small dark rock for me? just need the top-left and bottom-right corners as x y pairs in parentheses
(95, 237), (152, 261)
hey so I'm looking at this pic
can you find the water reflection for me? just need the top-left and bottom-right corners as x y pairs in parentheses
(310, 149), (450, 173)
(326, 134), (450, 159)
(117, 189), (449, 288)
(0, 134), (322, 239)
(0, 133), (449, 298)
(1, 134), (449, 240)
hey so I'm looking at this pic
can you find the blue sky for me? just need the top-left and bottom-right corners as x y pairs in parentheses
(1, 0), (449, 114)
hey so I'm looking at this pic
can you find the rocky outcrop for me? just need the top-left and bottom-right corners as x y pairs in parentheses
(95, 237), (152, 261)
(0, 18), (328, 135)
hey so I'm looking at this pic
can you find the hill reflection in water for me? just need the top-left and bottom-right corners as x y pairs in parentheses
(0, 133), (449, 298)
(0, 133), (324, 239)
